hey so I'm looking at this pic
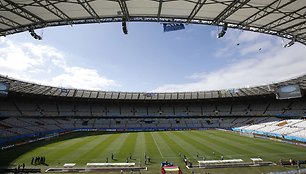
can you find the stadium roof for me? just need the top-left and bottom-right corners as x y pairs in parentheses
(1, 74), (305, 100)
(0, 0), (306, 45)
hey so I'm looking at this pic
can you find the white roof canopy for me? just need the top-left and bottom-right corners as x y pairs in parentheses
(0, 0), (306, 45)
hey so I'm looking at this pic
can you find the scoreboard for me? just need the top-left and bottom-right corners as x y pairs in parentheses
(276, 84), (302, 100)
(0, 82), (9, 97)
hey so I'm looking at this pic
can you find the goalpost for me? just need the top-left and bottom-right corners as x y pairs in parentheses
(239, 131), (255, 138)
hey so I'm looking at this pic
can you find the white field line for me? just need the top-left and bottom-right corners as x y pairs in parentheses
(151, 133), (164, 158)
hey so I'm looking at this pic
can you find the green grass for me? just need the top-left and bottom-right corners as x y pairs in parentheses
(1, 130), (306, 174)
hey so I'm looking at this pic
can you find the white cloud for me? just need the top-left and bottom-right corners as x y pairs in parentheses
(236, 31), (262, 43)
(49, 66), (118, 90)
(0, 38), (120, 90)
(239, 41), (272, 55)
(153, 31), (306, 92)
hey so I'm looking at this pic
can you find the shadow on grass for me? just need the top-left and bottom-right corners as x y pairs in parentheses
(0, 130), (177, 168)
(0, 131), (128, 168)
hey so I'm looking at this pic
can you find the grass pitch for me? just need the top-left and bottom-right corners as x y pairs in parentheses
(1, 130), (306, 174)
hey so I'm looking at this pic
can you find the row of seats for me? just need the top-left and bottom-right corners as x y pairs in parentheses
(0, 117), (273, 139)
(1, 99), (305, 117)
(5, 117), (306, 144)
(236, 119), (306, 139)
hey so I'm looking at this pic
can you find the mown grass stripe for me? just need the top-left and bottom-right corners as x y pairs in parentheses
(159, 131), (198, 166)
(206, 130), (281, 151)
(144, 132), (162, 161)
(45, 135), (98, 164)
(73, 133), (115, 164)
(56, 135), (110, 163)
(116, 132), (138, 162)
(165, 131), (203, 160)
(29, 137), (90, 166)
(8, 132), (95, 166)
(4, 130), (306, 174)
(152, 132), (179, 159)
(95, 132), (129, 162)
(151, 132), (164, 158)
(191, 130), (261, 161)
(189, 131), (257, 160)
(173, 131), (229, 158)
(198, 130), (306, 162)
(133, 132), (146, 163)
(204, 130), (293, 160)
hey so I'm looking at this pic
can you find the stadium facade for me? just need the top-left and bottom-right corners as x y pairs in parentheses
(1, 1), (306, 173)
(1, 74), (306, 145)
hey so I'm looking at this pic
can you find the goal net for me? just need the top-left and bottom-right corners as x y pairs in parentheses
(239, 131), (254, 138)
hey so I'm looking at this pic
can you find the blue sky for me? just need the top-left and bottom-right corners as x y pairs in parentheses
(1, 22), (306, 92)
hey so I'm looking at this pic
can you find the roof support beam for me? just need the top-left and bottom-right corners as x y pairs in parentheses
(118, 0), (130, 20)
(291, 25), (306, 36)
(0, 0), (45, 24)
(0, 28), (23, 36)
(256, 86), (270, 94)
(157, 0), (163, 22)
(186, 0), (208, 24)
(213, 0), (251, 24)
(0, 16), (21, 28)
(238, 0), (292, 27)
(259, 6), (306, 31)
(34, 0), (71, 21)
(279, 20), (306, 34)
(296, 28), (306, 37)
(77, 0), (100, 22)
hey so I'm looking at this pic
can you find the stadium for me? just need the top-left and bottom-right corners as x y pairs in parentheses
(1, 0), (306, 174)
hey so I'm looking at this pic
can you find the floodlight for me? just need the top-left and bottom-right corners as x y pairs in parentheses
(122, 17), (128, 34)
(217, 23), (228, 38)
(29, 27), (42, 40)
(283, 36), (295, 48)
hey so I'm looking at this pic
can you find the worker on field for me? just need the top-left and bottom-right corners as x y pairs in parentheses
(40, 156), (43, 164)
(184, 158), (187, 165)
(189, 161), (193, 168)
